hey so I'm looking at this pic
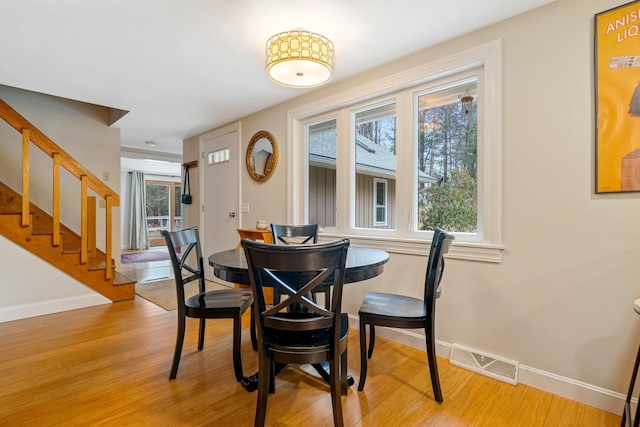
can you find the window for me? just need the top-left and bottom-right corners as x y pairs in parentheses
(145, 180), (182, 246)
(289, 41), (503, 262)
(307, 118), (337, 227)
(208, 147), (229, 165)
(416, 77), (477, 233)
(374, 179), (388, 226)
(354, 103), (396, 229)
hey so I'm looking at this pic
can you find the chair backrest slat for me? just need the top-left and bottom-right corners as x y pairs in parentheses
(424, 228), (455, 307)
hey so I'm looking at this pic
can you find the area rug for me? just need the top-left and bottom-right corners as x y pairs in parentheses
(121, 251), (170, 264)
(135, 279), (226, 311)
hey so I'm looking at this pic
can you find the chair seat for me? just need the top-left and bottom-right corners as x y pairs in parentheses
(360, 291), (426, 319)
(185, 289), (253, 315)
(264, 313), (349, 348)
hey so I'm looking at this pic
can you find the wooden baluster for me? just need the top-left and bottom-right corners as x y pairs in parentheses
(21, 128), (30, 227)
(105, 195), (112, 280)
(80, 175), (88, 264)
(87, 196), (96, 259)
(52, 153), (61, 246)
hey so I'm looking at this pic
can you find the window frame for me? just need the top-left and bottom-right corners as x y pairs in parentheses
(287, 40), (504, 262)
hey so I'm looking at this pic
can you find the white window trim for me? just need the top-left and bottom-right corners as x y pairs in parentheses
(287, 40), (504, 263)
(373, 178), (388, 226)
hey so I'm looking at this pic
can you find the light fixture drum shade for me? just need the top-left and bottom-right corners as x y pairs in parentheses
(266, 30), (334, 88)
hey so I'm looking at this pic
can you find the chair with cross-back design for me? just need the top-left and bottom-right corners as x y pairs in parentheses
(242, 237), (350, 427)
(270, 223), (325, 304)
(162, 227), (255, 382)
(357, 228), (454, 403)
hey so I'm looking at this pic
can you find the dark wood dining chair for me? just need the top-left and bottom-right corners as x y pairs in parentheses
(162, 227), (255, 382)
(270, 223), (325, 304)
(270, 223), (319, 245)
(357, 228), (454, 403)
(241, 238), (350, 427)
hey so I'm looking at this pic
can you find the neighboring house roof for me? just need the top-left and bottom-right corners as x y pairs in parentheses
(309, 130), (436, 183)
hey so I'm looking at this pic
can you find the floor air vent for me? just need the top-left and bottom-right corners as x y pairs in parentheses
(450, 344), (519, 385)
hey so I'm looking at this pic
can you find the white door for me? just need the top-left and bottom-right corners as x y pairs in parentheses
(200, 125), (240, 282)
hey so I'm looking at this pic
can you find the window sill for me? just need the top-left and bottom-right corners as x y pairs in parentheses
(318, 232), (504, 263)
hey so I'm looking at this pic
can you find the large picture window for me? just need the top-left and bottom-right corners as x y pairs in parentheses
(289, 41), (503, 262)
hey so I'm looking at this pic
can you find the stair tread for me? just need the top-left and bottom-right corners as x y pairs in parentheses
(113, 271), (136, 286)
(62, 246), (92, 254)
(88, 257), (108, 270)
(32, 228), (67, 235)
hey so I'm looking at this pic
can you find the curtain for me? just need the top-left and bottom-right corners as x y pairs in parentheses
(127, 171), (149, 250)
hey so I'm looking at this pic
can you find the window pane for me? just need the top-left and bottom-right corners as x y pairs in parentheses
(145, 183), (171, 242)
(375, 181), (385, 205)
(416, 78), (478, 232)
(307, 119), (337, 227)
(354, 103), (396, 229)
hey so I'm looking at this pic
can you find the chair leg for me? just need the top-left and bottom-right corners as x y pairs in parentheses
(330, 354), (345, 427)
(358, 315), (368, 391)
(367, 323), (376, 358)
(622, 341), (640, 427)
(255, 351), (270, 427)
(250, 306), (258, 351)
(269, 360), (276, 394)
(425, 321), (443, 403)
(341, 348), (348, 396)
(197, 318), (206, 351)
(232, 315), (244, 382)
(169, 315), (186, 380)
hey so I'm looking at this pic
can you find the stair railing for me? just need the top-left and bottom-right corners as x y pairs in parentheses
(0, 98), (119, 280)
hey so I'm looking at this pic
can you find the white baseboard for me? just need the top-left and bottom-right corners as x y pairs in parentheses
(0, 294), (111, 323)
(347, 314), (627, 415)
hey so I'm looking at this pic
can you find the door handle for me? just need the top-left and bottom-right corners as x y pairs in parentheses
(229, 212), (236, 218)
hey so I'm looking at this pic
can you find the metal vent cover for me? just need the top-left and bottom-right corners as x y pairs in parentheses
(450, 343), (519, 385)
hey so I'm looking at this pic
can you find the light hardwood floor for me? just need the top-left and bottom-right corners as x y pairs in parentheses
(0, 295), (622, 426)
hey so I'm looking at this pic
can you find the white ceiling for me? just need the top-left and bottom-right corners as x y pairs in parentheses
(0, 0), (553, 155)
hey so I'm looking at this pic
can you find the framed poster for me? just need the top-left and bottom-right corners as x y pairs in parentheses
(595, 0), (640, 193)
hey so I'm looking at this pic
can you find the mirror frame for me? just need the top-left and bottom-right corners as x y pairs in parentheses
(246, 130), (278, 182)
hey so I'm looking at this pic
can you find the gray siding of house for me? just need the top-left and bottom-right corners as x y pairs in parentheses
(309, 166), (396, 229)
(355, 174), (396, 229)
(309, 166), (336, 227)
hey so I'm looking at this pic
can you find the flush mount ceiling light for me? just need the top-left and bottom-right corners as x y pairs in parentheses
(265, 30), (335, 88)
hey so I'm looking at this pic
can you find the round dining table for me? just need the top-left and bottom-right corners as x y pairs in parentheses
(207, 245), (389, 391)
(208, 245), (389, 287)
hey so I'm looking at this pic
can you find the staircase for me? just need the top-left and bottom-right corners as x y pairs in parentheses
(0, 98), (135, 302)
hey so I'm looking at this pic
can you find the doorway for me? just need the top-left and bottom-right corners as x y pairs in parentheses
(200, 123), (241, 282)
(145, 180), (182, 247)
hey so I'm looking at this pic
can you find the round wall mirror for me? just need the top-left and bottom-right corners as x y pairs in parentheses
(246, 130), (278, 182)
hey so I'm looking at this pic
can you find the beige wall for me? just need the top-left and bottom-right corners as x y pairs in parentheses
(184, 0), (640, 407)
(0, 85), (120, 316)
